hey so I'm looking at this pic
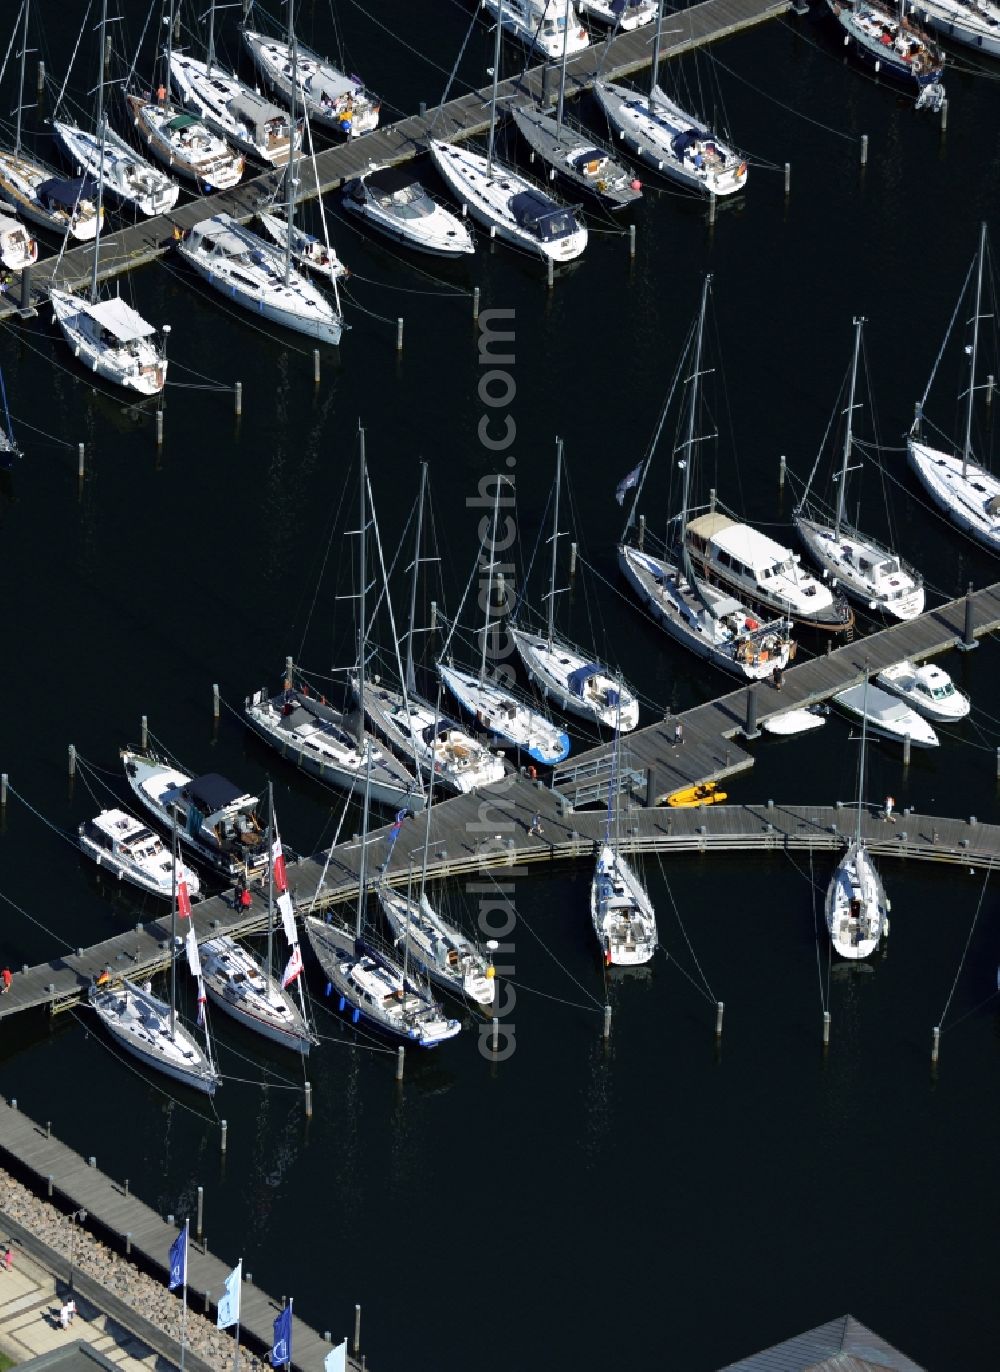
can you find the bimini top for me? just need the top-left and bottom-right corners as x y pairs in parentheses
(172, 773), (249, 814)
(167, 113), (202, 132)
(421, 718), (465, 745)
(567, 664), (619, 704)
(227, 91), (287, 135)
(188, 213), (247, 255)
(510, 190), (577, 241)
(671, 128), (708, 157)
(687, 512), (795, 575)
(38, 175), (97, 210)
(84, 297), (156, 342)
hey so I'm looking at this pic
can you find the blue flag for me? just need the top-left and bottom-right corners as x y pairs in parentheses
(615, 462), (643, 506)
(168, 1221), (188, 1292)
(272, 1304), (292, 1367)
(217, 1259), (242, 1330)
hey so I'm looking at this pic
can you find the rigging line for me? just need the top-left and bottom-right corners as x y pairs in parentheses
(53, 0), (94, 122)
(0, 884), (75, 950)
(701, 42), (857, 142)
(69, 1008), (220, 1124)
(343, 0), (469, 85)
(437, 514), (491, 662)
(122, 0), (157, 101)
(919, 253), (976, 414)
(165, 358), (236, 388)
(0, 4), (24, 94)
(341, 268), (470, 299)
(938, 858), (993, 1031)
(338, 282), (398, 327)
(296, 474), (351, 665)
(653, 847), (715, 1003)
(659, 942), (718, 1004)
(810, 847), (826, 1013)
(433, 4), (482, 131)
(503, 977), (603, 1014)
(303, 778), (359, 913)
(5, 784), (80, 851)
(216, 1074), (301, 1089)
(940, 987), (1000, 1035)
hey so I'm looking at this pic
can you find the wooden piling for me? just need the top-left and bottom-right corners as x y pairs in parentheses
(569, 541), (577, 578)
(546, 255), (553, 290)
(68, 745), (76, 779)
(638, 513), (645, 549)
(36, 60), (44, 93)
(715, 1001), (724, 1039)
(784, 163), (791, 196)
(822, 1010), (830, 1046)
(395, 1046), (405, 1081)
(860, 134), (868, 165)
(220, 1120), (228, 1153)
(140, 715), (148, 750)
(313, 349), (320, 384)
(903, 732), (911, 767)
(78, 443), (85, 478)
(940, 98), (948, 132)
(156, 409), (164, 447)
(1, 774), (7, 809)
(304, 1081), (313, 1117)
(931, 1025), (940, 1064)
(196, 1186), (203, 1239)
(212, 683), (220, 719)
(472, 286), (480, 321)
(987, 374), (994, 406)
(603, 1005), (611, 1039)
(959, 582), (977, 652)
(779, 454), (786, 487)
(708, 191), (716, 225)
(628, 223), (636, 261)
(396, 317), (404, 352)
(353, 1305), (361, 1355)
(234, 382), (242, 417)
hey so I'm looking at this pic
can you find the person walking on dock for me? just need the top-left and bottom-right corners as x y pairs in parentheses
(884, 795), (896, 823)
(529, 813), (544, 838)
(674, 722), (684, 746)
(0, 968), (10, 994)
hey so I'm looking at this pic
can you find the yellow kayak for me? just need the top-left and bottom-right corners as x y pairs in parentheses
(662, 782), (728, 808)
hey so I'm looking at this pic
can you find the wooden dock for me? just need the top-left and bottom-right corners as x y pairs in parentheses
(0, 0), (790, 319)
(0, 1099), (362, 1372)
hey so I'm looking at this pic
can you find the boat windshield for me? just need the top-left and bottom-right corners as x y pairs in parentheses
(378, 183), (434, 219)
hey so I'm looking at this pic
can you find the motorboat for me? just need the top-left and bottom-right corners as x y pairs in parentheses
(876, 660), (970, 722)
(510, 627), (640, 731)
(242, 28), (379, 137)
(591, 844), (657, 966)
(594, 82), (748, 196)
(177, 214), (343, 345)
(245, 682), (422, 811)
(0, 212), (36, 270)
(911, 0), (1000, 56)
(685, 512), (853, 632)
(0, 157), (101, 241)
(169, 51), (297, 166)
(832, 682), (939, 746)
(481, 0), (589, 59)
(509, 106), (642, 210)
(258, 210), (348, 283)
(430, 141), (587, 262)
(201, 937), (315, 1052)
(50, 292), (168, 397)
(126, 96), (244, 192)
(826, 0), (944, 87)
(78, 808), (202, 899)
(305, 916), (462, 1046)
(53, 120), (179, 216)
(663, 782), (727, 807)
(377, 887), (495, 1006)
(439, 663), (570, 765)
(88, 978), (219, 1094)
(763, 706), (827, 736)
(122, 749), (268, 879)
(342, 171), (475, 256)
(908, 225), (1000, 556)
(579, 0), (656, 27)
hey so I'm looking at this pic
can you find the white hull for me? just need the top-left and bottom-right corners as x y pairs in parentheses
(0, 150), (100, 240)
(763, 707), (827, 736)
(480, 0), (589, 58)
(794, 515), (924, 619)
(342, 180), (474, 257)
(832, 682), (939, 746)
(579, 0), (656, 27)
(911, 0), (1000, 54)
(242, 30), (379, 137)
(202, 938), (314, 1052)
(378, 888), (494, 1006)
(826, 840), (887, 960)
(907, 440), (1000, 555)
(169, 53), (297, 166)
(54, 121), (179, 216)
(127, 97), (244, 191)
(79, 809), (201, 899)
(439, 664), (570, 765)
(430, 140), (587, 262)
(89, 981), (218, 1094)
(50, 290), (166, 397)
(875, 660), (970, 722)
(510, 626), (639, 730)
(0, 217), (37, 271)
(258, 212), (347, 283)
(591, 843), (656, 965)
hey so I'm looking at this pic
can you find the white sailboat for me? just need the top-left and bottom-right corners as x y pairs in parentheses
(910, 0), (1000, 57)
(595, 0), (747, 197)
(126, 96), (244, 193)
(78, 808), (201, 900)
(304, 750), (461, 1047)
(794, 317), (924, 621)
(590, 695), (656, 966)
(201, 786), (316, 1053)
(480, 0), (589, 59)
(512, 441), (640, 732)
(619, 276), (794, 680)
(242, 26), (379, 137)
(579, 0), (656, 28)
(825, 682), (890, 960)
(908, 223), (1000, 556)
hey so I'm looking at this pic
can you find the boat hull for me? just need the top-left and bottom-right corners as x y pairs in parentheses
(510, 626), (640, 730)
(89, 985), (218, 1094)
(826, 0), (944, 85)
(178, 242), (343, 346)
(914, 0), (1000, 54)
(509, 107), (641, 210)
(793, 515), (925, 620)
(825, 840), (887, 960)
(50, 291), (166, 398)
(907, 440), (1000, 555)
(342, 195), (475, 257)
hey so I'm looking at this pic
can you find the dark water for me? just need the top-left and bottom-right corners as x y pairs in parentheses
(1, 2), (999, 1368)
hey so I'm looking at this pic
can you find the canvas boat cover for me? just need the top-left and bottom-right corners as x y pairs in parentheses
(190, 213), (248, 255)
(38, 175), (97, 210)
(227, 90), (287, 136)
(85, 296), (156, 342)
(421, 718), (464, 744)
(567, 665), (618, 705)
(167, 113), (202, 131)
(510, 190), (575, 240)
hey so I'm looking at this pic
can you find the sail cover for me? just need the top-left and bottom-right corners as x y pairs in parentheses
(38, 176), (97, 210)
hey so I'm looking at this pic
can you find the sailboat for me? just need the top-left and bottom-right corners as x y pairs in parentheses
(201, 786), (316, 1052)
(377, 695), (495, 1007)
(0, 1), (102, 241)
(303, 749), (461, 1047)
(590, 692), (656, 966)
(242, 25), (379, 137)
(88, 824), (220, 1093)
(826, 0), (944, 89)
(594, 0), (747, 197)
(0, 367), (21, 467)
(908, 223), (1000, 556)
(430, 0), (587, 263)
(169, 0), (297, 167)
(53, 0), (179, 218)
(794, 317), (925, 621)
(438, 473), (570, 766)
(618, 276), (794, 681)
(511, 441), (640, 732)
(912, 0), (1000, 58)
(825, 680), (890, 960)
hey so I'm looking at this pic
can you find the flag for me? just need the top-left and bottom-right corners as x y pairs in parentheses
(196, 976), (207, 1029)
(389, 808), (407, 840)
(271, 835), (288, 894)
(177, 880), (192, 920)
(217, 1260), (242, 1330)
(324, 1341), (347, 1372)
(168, 1221), (188, 1291)
(615, 462), (643, 506)
(185, 928), (202, 979)
(281, 945), (303, 989)
(272, 1305), (292, 1367)
(277, 891), (297, 946)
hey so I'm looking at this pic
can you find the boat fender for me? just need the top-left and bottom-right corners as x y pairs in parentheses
(337, 994), (345, 1010)
(351, 1008), (360, 1024)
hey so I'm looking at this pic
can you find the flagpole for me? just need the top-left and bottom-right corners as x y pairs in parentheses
(180, 1220), (188, 1372)
(287, 1298), (293, 1369)
(233, 1259), (241, 1372)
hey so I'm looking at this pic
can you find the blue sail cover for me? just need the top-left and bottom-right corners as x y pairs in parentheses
(670, 129), (707, 158)
(38, 176), (97, 211)
(567, 665), (600, 697)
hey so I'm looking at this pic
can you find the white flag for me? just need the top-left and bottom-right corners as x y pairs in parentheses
(217, 1259), (242, 1329)
(185, 927), (202, 979)
(277, 890), (297, 946)
(324, 1341), (347, 1372)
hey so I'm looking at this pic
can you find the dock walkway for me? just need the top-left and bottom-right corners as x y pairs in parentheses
(0, 0), (790, 317)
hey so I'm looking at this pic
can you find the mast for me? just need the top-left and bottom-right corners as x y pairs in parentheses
(649, 0), (665, 106)
(405, 461), (427, 695)
(835, 316), (863, 542)
(962, 221), (986, 480)
(356, 426), (367, 751)
(284, 16), (298, 289)
(855, 672), (869, 847)
(206, 0), (216, 73)
(170, 814), (177, 1040)
(15, 0), (28, 155)
(418, 681), (442, 904)
(679, 275), (710, 582)
(266, 781), (274, 981)
(355, 746), (372, 943)
(90, 0), (108, 306)
(556, 0), (570, 140)
(166, 0), (174, 88)
(486, 0), (503, 181)
(546, 439), (563, 647)
(480, 477), (501, 684)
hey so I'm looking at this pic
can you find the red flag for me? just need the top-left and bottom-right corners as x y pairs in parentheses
(177, 880), (192, 920)
(271, 837), (288, 895)
(281, 944), (303, 989)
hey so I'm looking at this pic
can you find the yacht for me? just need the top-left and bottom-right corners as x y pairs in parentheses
(594, 83), (747, 196)
(377, 887), (495, 1006)
(169, 51), (297, 166)
(430, 141), (587, 262)
(126, 96), (244, 192)
(875, 660), (970, 722)
(578, 0), (656, 27)
(122, 749), (268, 879)
(258, 211), (348, 283)
(177, 214), (343, 346)
(0, 212), (36, 270)
(201, 937), (315, 1052)
(685, 512), (854, 632)
(78, 808), (202, 899)
(832, 682), (939, 746)
(591, 843), (657, 966)
(827, 0), (944, 87)
(0, 157), (101, 241)
(89, 978), (219, 1094)
(912, 0), (1000, 57)
(439, 663), (570, 765)
(510, 627), (640, 730)
(342, 172), (475, 256)
(481, 0), (589, 58)
(53, 120), (179, 216)
(509, 107), (642, 210)
(242, 29), (379, 136)
(50, 292), (168, 397)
